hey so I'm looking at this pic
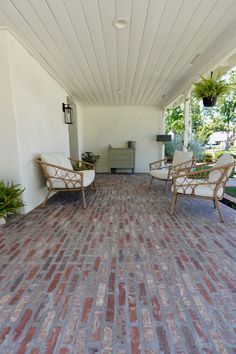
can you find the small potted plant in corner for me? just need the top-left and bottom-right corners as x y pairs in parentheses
(73, 152), (100, 171)
(0, 180), (25, 225)
(82, 152), (100, 169)
(192, 72), (234, 107)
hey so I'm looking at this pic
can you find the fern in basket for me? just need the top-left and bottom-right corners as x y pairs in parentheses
(0, 181), (25, 222)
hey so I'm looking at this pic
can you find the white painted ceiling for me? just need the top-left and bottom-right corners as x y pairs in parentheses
(0, 0), (236, 106)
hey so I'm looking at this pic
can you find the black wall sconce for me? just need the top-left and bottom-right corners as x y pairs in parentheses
(156, 134), (171, 142)
(62, 103), (72, 124)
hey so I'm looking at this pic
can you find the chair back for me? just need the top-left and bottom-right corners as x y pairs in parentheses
(209, 154), (234, 183)
(41, 153), (72, 169)
(172, 150), (193, 166)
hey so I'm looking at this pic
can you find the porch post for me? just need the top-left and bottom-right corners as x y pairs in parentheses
(183, 89), (192, 151)
(161, 107), (166, 159)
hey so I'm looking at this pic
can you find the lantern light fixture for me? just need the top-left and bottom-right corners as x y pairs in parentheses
(62, 103), (72, 124)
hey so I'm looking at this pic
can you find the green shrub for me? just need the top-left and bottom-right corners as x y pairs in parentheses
(165, 135), (204, 161)
(215, 150), (236, 160)
(0, 181), (25, 222)
(187, 139), (204, 160)
(214, 151), (225, 159)
(165, 135), (183, 160)
(200, 152), (214, 163)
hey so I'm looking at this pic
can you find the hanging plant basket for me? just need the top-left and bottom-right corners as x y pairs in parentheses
(192, 71), (235, 107)
(202, 96), (217, 107)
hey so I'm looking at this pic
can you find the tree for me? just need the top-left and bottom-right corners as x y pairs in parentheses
(196, 117), (224, 143)
(216, 71), (236, 149)
(191, 98), (203, 135)
(217, 95), (236, 149)
(165, 106), (184, 134)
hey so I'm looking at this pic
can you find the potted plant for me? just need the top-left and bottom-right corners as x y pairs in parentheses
(82, 152), (100, 166)
(0, 180), (25, 225)
(73, 152), (100, 171)
(193, 72), (234, 107)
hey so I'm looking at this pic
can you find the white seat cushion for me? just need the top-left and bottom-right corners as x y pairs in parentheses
(47, 169), (95, 189)
(172, 177), (224, 198)
(150, 167), (170, 180)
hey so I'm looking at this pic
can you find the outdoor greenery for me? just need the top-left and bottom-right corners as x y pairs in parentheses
(225, 187), (236, 198)
(165, 70), (236, 147)
(165, 69), (236, 202)
(200, 152), (214, 162)
(214, 150), (236, 159)
(164, 134), (204, 160)
(0, 181), (25, 222)
(192, 72), (234, 101)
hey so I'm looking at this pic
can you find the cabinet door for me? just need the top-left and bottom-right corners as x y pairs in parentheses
(108, 148), (135, 172)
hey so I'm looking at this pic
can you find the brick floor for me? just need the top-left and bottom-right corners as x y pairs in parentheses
(0, 174), (236, 354)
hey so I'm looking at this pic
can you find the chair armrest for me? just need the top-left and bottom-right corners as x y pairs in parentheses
(149, 158), (169, 170)
(172, 161), (235, 188)
(69, 158), (95, 170)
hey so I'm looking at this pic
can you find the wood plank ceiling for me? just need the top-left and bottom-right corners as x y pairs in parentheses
(0, 0), (236, 106)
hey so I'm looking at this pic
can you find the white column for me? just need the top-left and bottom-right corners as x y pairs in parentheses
(161, 107), (166, 158)
(183, 89), (192, 151)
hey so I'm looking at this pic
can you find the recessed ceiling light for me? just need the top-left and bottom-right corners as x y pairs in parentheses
(117, 90), (122, 94)
(113, 18), (129, 29)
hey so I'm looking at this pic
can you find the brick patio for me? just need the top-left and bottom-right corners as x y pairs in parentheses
(0, 174), (236, 354)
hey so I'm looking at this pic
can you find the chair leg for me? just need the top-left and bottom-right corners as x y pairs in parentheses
(170, 193), (177, 214)
(149, 176), (154, 189)
(213, 199), (217, 209)
(164, 181), (168, 196)
(93, 181), (96, 192)
(81, 188), (87, 209)
(214, 198), (224, 223)
(42, 189), (51, 207)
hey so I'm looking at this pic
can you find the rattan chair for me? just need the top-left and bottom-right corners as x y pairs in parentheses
(170, 154), (235, 223)
(36, 153), (96, 208)
(149, 150), (195, 195)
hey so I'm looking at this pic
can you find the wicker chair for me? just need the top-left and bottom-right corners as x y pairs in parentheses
(149, 150), (195, 195)
(170, 154), (235, 223)
(36, 153), (96, 208)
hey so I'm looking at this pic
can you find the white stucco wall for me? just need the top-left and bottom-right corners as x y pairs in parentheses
(82, 106), (163, 172)
(0, 31), (21, 184)
(0, 31), (83, 213)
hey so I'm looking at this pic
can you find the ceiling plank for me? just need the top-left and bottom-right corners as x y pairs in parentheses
(134, 0), (184, 105)
(0, 0), (236, 106)
(123, 0), (150, 104)
(0, 0), (90, 103)
(98, 0), (117, 105)
(150, 0), (236, 105)
(129, 0), (166, 104)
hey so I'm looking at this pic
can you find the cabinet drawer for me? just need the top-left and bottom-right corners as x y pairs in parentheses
(110, 161), (134, 168)
(110, 149), (134, 155)
(110, 155), (134, 162)
(108, 147), (135, 172)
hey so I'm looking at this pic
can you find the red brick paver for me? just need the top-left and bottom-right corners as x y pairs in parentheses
(0, 174), (236, 353)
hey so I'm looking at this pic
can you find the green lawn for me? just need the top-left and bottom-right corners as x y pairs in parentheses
(225, 186), (236, 198)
